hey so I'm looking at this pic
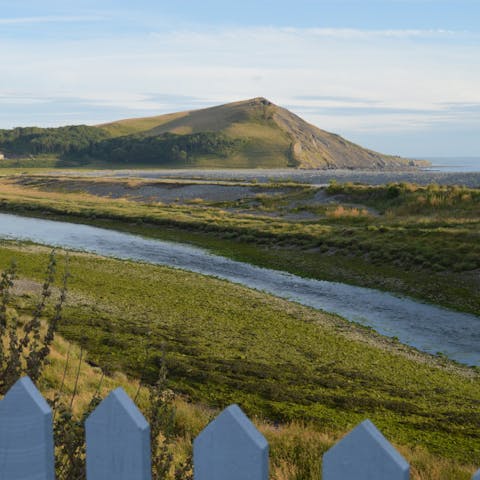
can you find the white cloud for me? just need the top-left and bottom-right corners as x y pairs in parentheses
(0, 24), (479, 153)
(0, 15), (104, 25)
(285, 27), (460, 39)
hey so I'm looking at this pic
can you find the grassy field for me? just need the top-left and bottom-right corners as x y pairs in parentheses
(2, 243), (479, 475)
(0, 175), (478, 315)
(36, 327), (477, 479)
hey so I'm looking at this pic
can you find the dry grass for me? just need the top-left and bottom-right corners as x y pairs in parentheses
(36, 334), (477, 480)
(3, 286), (476, 479)
(326, 205), (370, 218)
(98, 111), (189, 137)
(41, 335), (145, 414)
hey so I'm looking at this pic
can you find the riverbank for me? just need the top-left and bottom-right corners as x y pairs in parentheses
(0, 175), (478, 316)
(2, 241), (479, 470)
(1, 212), (478, 365)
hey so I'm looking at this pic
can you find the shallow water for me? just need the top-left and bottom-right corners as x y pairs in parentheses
(423, 157), (480, 173)
(0, 212), (478, 365)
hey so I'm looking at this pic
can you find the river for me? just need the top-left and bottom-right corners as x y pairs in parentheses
(0, 212), (478, 365)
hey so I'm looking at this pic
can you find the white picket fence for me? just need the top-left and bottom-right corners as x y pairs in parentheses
(0, 377), (478, 479)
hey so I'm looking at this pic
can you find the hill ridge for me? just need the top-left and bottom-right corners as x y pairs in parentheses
(0, 97), (424, 169)
(99, 97), (415, 169)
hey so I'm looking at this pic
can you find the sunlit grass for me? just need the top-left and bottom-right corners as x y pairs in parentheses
(2, 243), (479, 471)
(0, 176), (478, 314)
(23, 289), (477, 480)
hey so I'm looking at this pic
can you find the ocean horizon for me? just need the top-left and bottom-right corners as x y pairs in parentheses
(419, 157), (480, 173)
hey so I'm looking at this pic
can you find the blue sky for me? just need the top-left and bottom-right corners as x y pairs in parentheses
(1, 0), (479, 156)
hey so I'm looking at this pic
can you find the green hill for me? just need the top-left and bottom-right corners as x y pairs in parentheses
(0, 98), (421, 169)
(99, 97), (414, 169)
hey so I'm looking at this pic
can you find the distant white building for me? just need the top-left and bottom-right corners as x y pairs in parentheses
(0, 152), (4, 160)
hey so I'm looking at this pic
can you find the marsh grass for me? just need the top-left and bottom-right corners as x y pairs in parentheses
(0, 176), (478, 314)
(325, 205), (371, 218)
(39, 333), (478, 479)
(0, 176), (478, 478)
(326, 181), (480, 218)
(1, 244), (479, 471)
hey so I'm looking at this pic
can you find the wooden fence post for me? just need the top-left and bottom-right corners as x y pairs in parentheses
(0, 376), (54, 479)
(323, 419), (410, 480)
(193, 404), (269, 480)
(1, 376), (477, 479)
(86, 387), (151, 480)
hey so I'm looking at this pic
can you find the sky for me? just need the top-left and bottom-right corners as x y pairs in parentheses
(1, 0), (479, 157)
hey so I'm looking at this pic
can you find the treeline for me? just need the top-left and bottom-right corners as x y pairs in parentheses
(76, 132), (243, 164)
(0, 126), (243, 164)
(0, 126), (109, 155)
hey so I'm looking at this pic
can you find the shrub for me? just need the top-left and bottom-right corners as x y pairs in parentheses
(0, 254), (191, 480)
(0, 250), (69, 393)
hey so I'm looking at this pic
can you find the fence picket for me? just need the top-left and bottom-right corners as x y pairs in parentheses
(193, 404), (269, 480)
(0, 377), (479, 478)
(85, 387), (151, 480)
(0, 376), (54, 480)
(323, 419), (410, 480)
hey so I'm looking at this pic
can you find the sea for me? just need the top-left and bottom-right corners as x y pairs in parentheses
(419, 157), (480, 173)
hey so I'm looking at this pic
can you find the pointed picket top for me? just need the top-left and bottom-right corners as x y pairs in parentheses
(86, 387), (151, 480)
(323, 419), (410, 480)
(194, 404), (269, 480)
(0, 376), (54, 479)
(473, 469), (480, 480)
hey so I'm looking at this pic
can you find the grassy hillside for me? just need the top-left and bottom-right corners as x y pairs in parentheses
(5, 310), (473, 479)
(0, 98), (420, 169)
(97, 97), (413, 169)
(98, 99), (299, 168)
(99, 111), (189, 137)
(2, 242), (479, 478)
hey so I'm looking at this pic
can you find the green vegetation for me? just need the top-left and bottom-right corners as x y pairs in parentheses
(0, 250), (68, 394)
(0, 155), (60, 168)
(8, 304), (471, 480)
(0, 98), (413, 169)
(1, 243), (479, 474)
(0, 125), (246, 167)
(1, 174), (479, 477)
(0, 176), (478, 315)
(72, 132), (245, 166)
(0, 125), (109, 156)
(326, 180), (480, 217)
(0, 254), (192, 479)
